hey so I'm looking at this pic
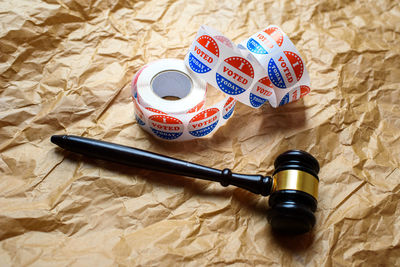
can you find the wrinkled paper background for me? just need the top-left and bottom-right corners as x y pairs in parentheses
(1, 0), (400, 266)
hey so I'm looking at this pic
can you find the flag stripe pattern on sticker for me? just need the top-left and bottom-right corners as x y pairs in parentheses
(188, 35), (219, 74)
(216, 57), (254, 95)
(188, 108), (220, 137)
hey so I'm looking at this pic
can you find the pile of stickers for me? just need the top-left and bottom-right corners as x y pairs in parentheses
(131, 25), (310, 141)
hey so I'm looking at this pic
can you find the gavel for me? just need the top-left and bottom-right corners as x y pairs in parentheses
(51, 135), (320, 235)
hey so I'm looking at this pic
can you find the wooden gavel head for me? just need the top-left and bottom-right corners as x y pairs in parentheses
(267, 150), (320, 235)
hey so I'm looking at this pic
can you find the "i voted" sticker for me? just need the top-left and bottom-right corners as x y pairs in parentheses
(214, 35), (234, 48)
(268, 51), (304, 89)
(279, 85), (310, 106)
(149, 115), (184, 140)
(249, 76), (274, 107)
(131, 65), (148, 99)
(223, 97), (236, 119)
(188, 35), (220, 74)
(187, 100), (205, 113)
(145, 107), (166, 114)
(215, 57), (254, 95)
(188, 108), (220, 137)
(133, 101), (146, 126)
(246, 26), (284, 55)
(263, 27), (284, 47)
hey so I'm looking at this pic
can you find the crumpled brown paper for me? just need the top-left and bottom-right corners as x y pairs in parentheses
(1, 0), (400, 265)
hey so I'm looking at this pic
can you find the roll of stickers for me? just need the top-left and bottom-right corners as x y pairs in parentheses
(132, 59), (236, 141)
(132, 25), (310, 140)
(185, 25), (310, 108)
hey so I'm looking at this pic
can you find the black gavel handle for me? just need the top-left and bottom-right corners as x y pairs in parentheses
(51, 135), (273, 196)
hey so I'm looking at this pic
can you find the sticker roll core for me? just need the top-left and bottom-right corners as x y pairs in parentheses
(136, 60), (206, 114)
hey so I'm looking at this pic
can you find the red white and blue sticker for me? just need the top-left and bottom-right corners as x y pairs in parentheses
(279, 85), (310, 106)
(249, 76), (274, 107)
(264, 27), (284, 47)
(149, 115), (184, 140)
(246, 26), (284, 54)
(222, 97), (236, 119)
(268, 51), (304, 89)
(188, 108), (220, 137)
(187, 100), (205, 113)
(188, 35), (219, 74)
(132, 80), (138, 99)
(131, 66), (148, 99)
(214, 35), (234, 48)
(133, 101), (146, 126)
(216, 57), (254, 95)
(145, 107), (166, 114)
(246, 37), (269, 54)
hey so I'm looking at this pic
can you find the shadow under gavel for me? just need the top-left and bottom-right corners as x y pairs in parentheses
(51, 135), (320, 235)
